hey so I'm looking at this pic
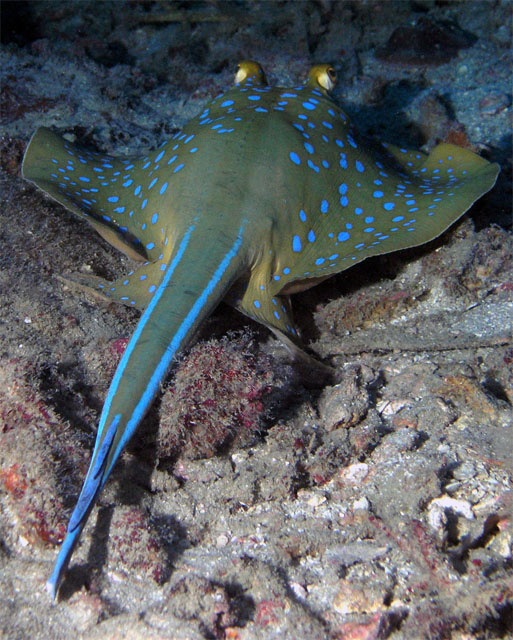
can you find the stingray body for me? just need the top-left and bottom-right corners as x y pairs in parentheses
(22, 61), (499, 598)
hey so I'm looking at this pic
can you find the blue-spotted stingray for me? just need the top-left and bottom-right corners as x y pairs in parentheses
(22, 61), (499, 598)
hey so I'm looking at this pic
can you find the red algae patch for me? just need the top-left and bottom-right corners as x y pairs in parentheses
(156, 334), (277, 461)
(0, 359), (86, 549)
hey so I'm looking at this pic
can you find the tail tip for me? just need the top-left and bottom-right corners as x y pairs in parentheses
(46, 576), (59, 601)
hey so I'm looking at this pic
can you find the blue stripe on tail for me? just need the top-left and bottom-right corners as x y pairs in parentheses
(98, 224), (196, 436)
(107, 219), (247, 472)
(68, 414), (121, 532)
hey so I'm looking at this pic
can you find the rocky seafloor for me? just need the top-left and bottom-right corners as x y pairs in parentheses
(0, 1), (512, 638)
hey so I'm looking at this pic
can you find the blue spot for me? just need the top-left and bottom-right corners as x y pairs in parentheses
(322, 160), (330, 168)
(283, 267), (291, 275)
(338, 231), (350, 242)
(190, 147), (198, 153)
(123, 279), (129, 286)
(254, 300), (261, 308)
(303, 102), (315, 110)
(108, 196), (119, 203)
(383, 202), (395, 210)
(79, 177), (90, 182)
(339, 153), (347, 169)
(273, 275), (281, 281)
(281, 93), (297, 98)
(299, 209), (307, 222)
(293, 235), (302, 252)
(373, 191), (384, 198)
(340, 196), (349, 207)
(354, 207), (363, 215)
(355, 160), (365, 173)
(293, 123), (305, 132)
(355, 243), (365, 249)
(374, 179), (382, 186)
(155, 150), (165, 163)
(248, 95), (260, 101)
(146, 242), (155, 250)
(328, 254), (339, 260)
(160, 264), (166, 271)
(321, 199), (329, 213)
(290, 152), (301, 165)
(339, 183), (348, 195)
(364, 227), (375, 233)
(322, 121), (333, 129)
(151, 213), (158, 224)
(274, 310), (280, 320)
(160, 182), (168, 195)
(392, 216), (404, 222)
(140, 274), (147, 281)
(167, 155), (177, 165)
(142, 198), (148, 210)
(173, 163), (185, 173)
(347, 135), (357, 149)
(308, 229), (316, 242)
(114, 207), (125, 214)
(315, 257), (325, 265)
(406, 199), (416, 205)
(365, 217), (374, 223)
(304, 142), (314, 154)
(148, 178), (158, 189)
(307, 159), (320, 173)
(149, 285), (157, 293)
(123, 179), (133, 187)
(409, 207), (419, 212)
(335, 139), (344, 148)
(134, 185), (141, 195)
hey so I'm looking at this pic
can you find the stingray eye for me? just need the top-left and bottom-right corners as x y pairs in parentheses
(318, 65), (336, 92)
(234, 61), (267, 86)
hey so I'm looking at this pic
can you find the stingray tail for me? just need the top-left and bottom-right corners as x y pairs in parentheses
(48, 221), (247, 599)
